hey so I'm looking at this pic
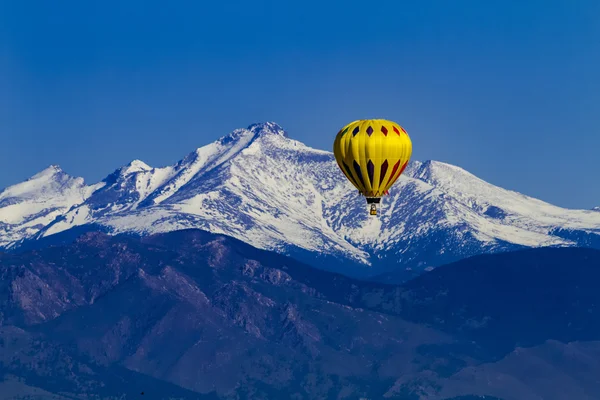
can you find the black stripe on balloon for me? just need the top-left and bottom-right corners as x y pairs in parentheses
(379, 160), (389, 186)
(353, 160), (366, 189)
(342, 161), (359, 187)
(367, 160), (374, 187)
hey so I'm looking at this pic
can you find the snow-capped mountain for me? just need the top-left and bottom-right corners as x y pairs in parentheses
(0, 165), (103, 249)
(1, 122), (599, 278)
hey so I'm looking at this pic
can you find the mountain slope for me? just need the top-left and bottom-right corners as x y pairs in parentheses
(3, 230), (453, 399)
(0, 166), (102, 250)
(2, 122), (599, 278)
(371, 247), (600, 400)
(0, 325), (218, 400)
(2, 230), (600, 399)
(392, 247), (600, 353)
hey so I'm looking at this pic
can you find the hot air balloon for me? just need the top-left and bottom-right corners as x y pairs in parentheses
(333, 119), (412, 216)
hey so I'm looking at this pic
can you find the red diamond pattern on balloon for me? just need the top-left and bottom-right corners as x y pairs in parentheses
(393, 126), (400, 135)
(386, 160), (401, 186)
(381, 126), (388, 136)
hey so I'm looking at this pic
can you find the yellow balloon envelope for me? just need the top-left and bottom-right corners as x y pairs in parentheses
(333, 119), (412, 215)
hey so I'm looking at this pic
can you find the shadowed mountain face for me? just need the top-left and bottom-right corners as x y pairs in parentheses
(393, 248), (600, 352)
(1, 229), (600, 399)
(3, 230), (449, 399)
(0, 325), (216, 400)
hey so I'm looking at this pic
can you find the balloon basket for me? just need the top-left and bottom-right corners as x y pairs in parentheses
(369, 204), (378, 216)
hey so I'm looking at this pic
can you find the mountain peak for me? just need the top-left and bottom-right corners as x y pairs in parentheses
(419, 159), (468, 173)
(3, 165), (87, 201)
(100, 160), (152, 186)
(29, 164), (65, 180)
(247, 121), (288, 138)
(217, 122), (288, 148)
(412, 159), (481, 186)
(122, 159), (152, 174)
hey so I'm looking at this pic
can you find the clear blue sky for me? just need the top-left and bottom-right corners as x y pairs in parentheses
(1, 0), (599, 208)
